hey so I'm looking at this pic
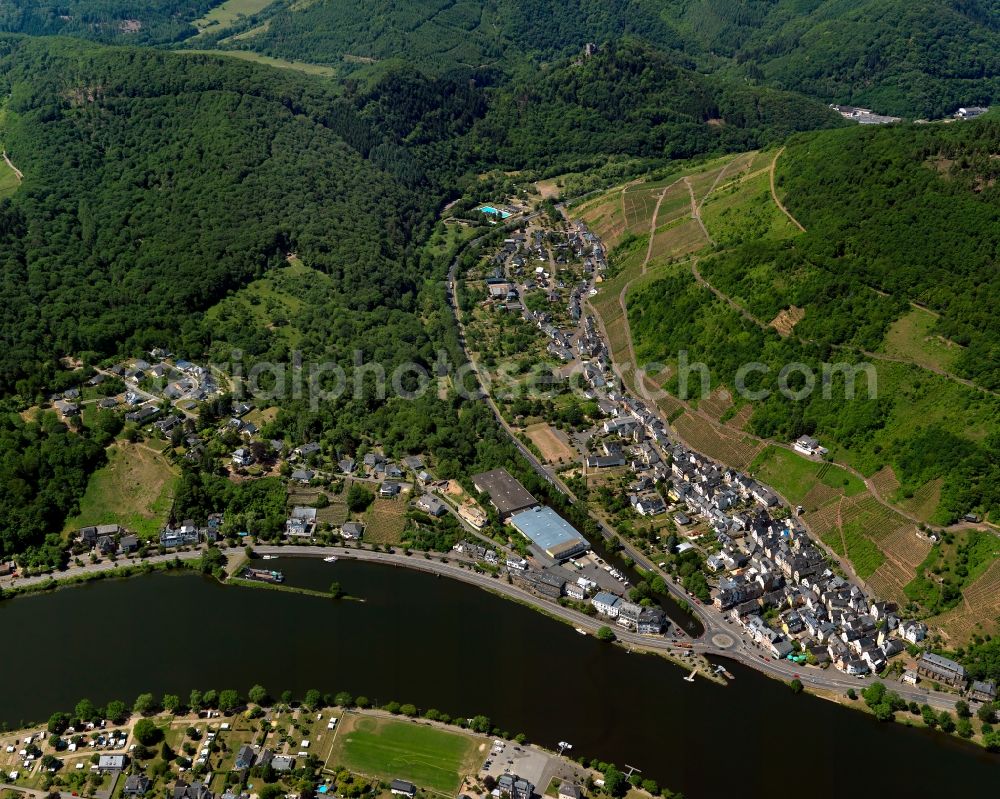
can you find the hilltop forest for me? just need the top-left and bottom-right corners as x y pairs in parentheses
(199, 0), (998, 118)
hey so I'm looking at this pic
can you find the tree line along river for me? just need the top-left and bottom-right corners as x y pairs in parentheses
(0, 557), (997, 797)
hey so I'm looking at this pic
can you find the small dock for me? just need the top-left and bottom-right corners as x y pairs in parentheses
(242, 567), (284, 584)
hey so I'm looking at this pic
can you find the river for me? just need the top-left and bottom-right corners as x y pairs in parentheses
(0, 558), (996, 796)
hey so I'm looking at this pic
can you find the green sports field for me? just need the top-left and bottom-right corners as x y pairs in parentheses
(329, 715), (483, 794)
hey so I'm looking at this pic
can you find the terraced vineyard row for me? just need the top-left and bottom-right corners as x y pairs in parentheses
(698, 386), (734, 420)
(898, 477), (943, 524)
(931, 560), (1000, 641)
(869, 465), (901, 497)
(672, 411), (765, 470)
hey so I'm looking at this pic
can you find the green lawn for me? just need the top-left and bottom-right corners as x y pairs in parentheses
(192, 0), (277, 34)
(0, 158), (19, 200)
(749, 445), (864, 506)
(329, 715), (482, 794)
(879, 306), (960, 374)
(63, 440), (178, 538)
(181, 49), (338, 78)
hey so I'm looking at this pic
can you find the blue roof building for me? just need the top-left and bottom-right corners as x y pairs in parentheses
(509, 506), (590, 560)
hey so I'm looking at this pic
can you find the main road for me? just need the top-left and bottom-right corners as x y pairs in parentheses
(0, 537), (960, 711)
(249, 545), (961, 710)
(440, 211), (972, 713)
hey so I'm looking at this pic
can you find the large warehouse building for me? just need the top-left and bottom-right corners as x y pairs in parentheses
(510, 506), (591, 561)
(471, 468), (538, 520)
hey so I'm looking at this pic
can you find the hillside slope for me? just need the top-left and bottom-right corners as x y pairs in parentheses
(469, 42), (846, 169)
(574, 119), (999, 528)
(0, 36), (432, 397)
(0, 0), (220, 43)
(211, 0), (998, 117)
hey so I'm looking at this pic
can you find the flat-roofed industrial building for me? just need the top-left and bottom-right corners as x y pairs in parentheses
(510, 506), (590, 561)
(472, 468), (538, 520)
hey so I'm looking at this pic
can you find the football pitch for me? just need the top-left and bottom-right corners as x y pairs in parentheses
(328, 714), (484, 794)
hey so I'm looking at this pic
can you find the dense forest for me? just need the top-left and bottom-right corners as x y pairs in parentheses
(0, 36), (446, 399)
(211, 0), (998, 117)
(469, 41), (846, 170)
(2, 0), (995, 117)
(0, 0), (218, 43)
(777, 119), (1000, 389)
(0, 409), (115, 564)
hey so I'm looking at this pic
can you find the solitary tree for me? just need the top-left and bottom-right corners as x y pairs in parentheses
(603, 767), (628, 798)
(47, 712), (70, 735)
(133, 693), (158, 716)
(163, 694), (181, 714)
(74, 699), (97, 724)
(105, 700), (128, 725)
(218, 690), (240, 713)
(133, 719), (162, 747)
(596, 626), (615, 642)
(248, 685), (268, 706)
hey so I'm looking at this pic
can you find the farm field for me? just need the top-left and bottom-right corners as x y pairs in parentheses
(928, 557), (1000, 642)
(879, 307), (961, 374)
(672, 412), (764, 471)
(328, 714), (482, 794)
(768, 306), (805, 337)
(574, 154), (734, 252)
(524, 422), (575, 463)
(896, 478), (943, 523)
(805, 488), (931, 600)
(63, 440), (178, 538)
(288, 485), (350, 527)
(182, 49), (338, 78)
(904, 528), (1000, 614)
(362, 497), (408, 544)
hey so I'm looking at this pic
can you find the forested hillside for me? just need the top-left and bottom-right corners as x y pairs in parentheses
(0, 0), (218, 43)
(213, 0), (998, 117)
(666, 0), (999, 118)
(777, 119), (1000, 389)
(5, 0), (995, 117)
(469, 42), (845, 170)
(625, 117), (1000, 524)
(0, 36), (440, 399)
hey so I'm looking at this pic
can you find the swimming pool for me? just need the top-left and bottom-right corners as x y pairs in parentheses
(478, 205), (512, 218)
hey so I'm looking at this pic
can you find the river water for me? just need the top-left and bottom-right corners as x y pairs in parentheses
(0, 558), (996, 796)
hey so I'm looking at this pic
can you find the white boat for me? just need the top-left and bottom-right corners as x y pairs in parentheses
(684, 670), (697, 683)
(574, 627), (587, 636)
(323, 556), (338, 563)
(261, 555), (277, 561)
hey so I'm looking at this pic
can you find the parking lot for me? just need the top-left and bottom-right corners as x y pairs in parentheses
(479, 739), (550, 787)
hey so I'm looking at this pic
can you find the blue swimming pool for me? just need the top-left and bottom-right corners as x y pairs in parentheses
(479, 205), (512, 218)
